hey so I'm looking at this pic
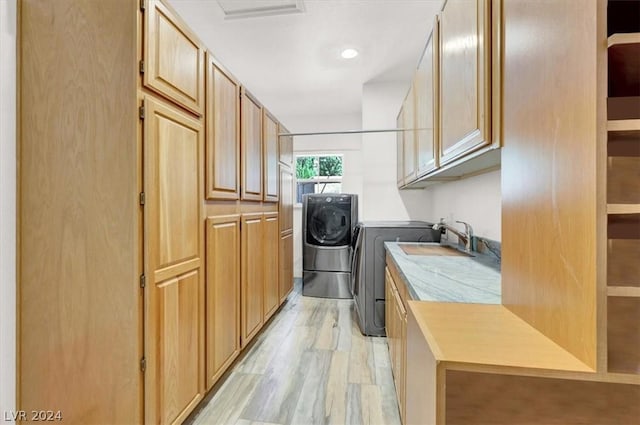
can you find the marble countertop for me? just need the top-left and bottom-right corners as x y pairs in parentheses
(385, 242), (501, 304)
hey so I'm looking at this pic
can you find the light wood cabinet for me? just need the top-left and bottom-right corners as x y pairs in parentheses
(439, 0), (491, 165)
(263, 213), (280, 320)
(241, 213), (264, 346)
(155, 270), (203, 425)
(263, 111), (280, 202)
(241, 90), (263, 201)
(396, 110), (405, 187)
(279, 124), (294, 167)
(205, 214), (241, 390)
(385, 266), (407, 423)
(19, 1), (145, 421)
(279, 232), (294, 303)
(402, 85), (417, 183)
(144, 0), (205, 116)
(205, 54), (240, 200)
(404, 1), (640, 423)
(415, 18), (439, 177)
(19, 0), (291, 423)
(278, 162), (294, 303)
(279, 165), (294, 234)
(605, 1), (640, 376)
(398, 0), (500, 188)
(144, 96), (205, 425)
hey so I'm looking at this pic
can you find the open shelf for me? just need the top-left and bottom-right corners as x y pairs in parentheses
(608, 42), (640, 97)
(608, 1), (640, 36)
(608, 156), (640, 204)
(608, 239), (640, 289)
(607, 296), (640, 375)
(607, 119), (640, 131)
(608, 213), (640, 239)
(608, 96), (640, 120)
(607, 204), (640, 214)
(608, 32), (640, 47)
(608, 286), (640, 297)
(609, 129), (640, 156)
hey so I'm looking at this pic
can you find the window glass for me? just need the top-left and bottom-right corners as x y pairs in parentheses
(296, 154), (343, 203)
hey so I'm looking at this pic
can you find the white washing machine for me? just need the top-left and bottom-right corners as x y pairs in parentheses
(302, 193), (358, 298)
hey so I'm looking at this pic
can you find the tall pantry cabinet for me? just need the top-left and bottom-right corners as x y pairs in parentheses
(18, 0), (293, 423)
(278, 127), (295, 302)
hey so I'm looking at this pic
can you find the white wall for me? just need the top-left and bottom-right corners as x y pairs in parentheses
(421, 170), (502, 241)
(361, 80), (432, 221)
(0, 0), (17, 416)
(282, 112), (363, 277)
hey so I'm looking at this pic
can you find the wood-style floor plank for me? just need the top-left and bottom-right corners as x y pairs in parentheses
(188, 280), (401, 425)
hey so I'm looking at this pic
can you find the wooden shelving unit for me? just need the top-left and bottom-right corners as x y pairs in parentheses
(606, 0), (640, 377)
(608, 32), (640, 46)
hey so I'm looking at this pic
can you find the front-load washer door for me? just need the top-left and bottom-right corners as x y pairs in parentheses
(306, 199), (352, 247)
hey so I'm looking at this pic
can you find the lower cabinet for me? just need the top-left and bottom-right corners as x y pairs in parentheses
(241, 213), (265, 347)
(206, 211), (289, 391)
(155, 270), (204, 425)
(385, 266), (407, 423)
(279, 231), (294, 302)
(263, 212), (280, 320)
(205, 214), (241, 390)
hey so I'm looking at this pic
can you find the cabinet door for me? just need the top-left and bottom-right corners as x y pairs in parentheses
(399, 303), (408, 422)
(439, 0), (491, 165)
(263, 111), (279, 202)
(403, 85), (417, 183)
(241, 90), (263, 201)
(156, 271), (203, 425)
(279, 232), (294, 302)
(143, 96), (204, 425)
(205, 214), (241, 390)
(279, 124), (293, 166)
(385, 268), (398, 378)
(205, 55), (240, 200)
(241, 213), (264, 346)
(279, 165), (294, 234)
(416, 18), (439, 177)
(393, 292), (404, 411)
(263, 213), (280, 319)
(144, 0), (205, 115)
(396, 110), (405, 187)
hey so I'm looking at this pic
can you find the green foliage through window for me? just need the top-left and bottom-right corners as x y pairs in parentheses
(296, 157), (317, 179)
(319, 156), (342, 176)
(296, 155), (342, 179)
(295, 155), (343, 202)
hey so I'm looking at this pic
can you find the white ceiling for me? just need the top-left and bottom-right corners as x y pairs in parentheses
(168, 0), (442, 127)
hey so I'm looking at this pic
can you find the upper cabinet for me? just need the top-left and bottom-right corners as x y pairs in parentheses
(279, 165), (294, 234)
(402, 86), (417, 183)
(241, 89), (263, 201)
(396, 110), (405, 187)
(415, 18), (439, 177)
(279, 124), (294, 167)
(205, 54), (240, 200)
(398, 0), (500, 188)
(439, 0), (491, 165)
(263, 110), (280, 202)
(144, 0), (205, 116)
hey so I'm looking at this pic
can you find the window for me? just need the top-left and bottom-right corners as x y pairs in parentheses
(296, 154), (343, 203)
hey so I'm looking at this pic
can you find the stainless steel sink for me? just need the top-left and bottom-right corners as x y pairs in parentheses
(398, 243), (473, 257)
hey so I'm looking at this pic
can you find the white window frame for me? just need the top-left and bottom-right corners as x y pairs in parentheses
(295, 153), (343, 205)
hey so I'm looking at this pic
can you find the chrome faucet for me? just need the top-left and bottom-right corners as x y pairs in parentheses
(432, 218), (474, 253)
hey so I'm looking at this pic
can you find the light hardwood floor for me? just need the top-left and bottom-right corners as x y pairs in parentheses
(187, 279), (401, 425)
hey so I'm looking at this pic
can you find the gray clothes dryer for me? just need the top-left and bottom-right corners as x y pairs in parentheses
(302, 193), (358, 299)
(351, 221), (440, 336)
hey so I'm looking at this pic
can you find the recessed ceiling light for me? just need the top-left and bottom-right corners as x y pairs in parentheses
(341, 48), (359, 59)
